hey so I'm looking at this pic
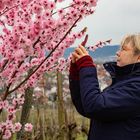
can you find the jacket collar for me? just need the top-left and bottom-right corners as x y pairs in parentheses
(103, 62), (140, 78)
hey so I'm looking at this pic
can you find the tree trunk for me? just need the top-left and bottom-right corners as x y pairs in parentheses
(16, 87), (33, 140)
(57, 72), (67, 140)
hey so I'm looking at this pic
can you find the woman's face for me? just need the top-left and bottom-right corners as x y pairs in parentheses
(116, 42), (139, 67)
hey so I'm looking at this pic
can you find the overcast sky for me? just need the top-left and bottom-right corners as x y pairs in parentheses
(74, 0), (140, 46)
(1, 0), (140, 46)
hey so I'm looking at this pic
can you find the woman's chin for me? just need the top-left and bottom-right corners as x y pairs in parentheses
(116, 61), (122, 67)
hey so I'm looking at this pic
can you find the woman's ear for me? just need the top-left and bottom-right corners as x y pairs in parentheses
(137, 56), (140, 62)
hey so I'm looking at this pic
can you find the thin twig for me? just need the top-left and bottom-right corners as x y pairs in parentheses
(0, 4), (19, 17)
(0, 59), (9, 73)
(52, 4), (76, 16)
(2, 60), (24, 101)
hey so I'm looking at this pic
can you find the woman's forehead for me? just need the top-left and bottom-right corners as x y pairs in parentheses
(121, 42), (133, 50)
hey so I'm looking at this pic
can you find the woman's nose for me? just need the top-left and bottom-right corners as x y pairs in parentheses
(116, 50), (120, 56)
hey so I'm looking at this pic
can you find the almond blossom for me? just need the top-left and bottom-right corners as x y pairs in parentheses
(12, 122), (22, 132)
(24, 123), (33, 132)
(2, 129), (12, 140)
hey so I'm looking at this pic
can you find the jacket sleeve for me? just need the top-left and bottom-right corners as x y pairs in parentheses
(79, 67), (140, 121)
(69, 78), (91, 118)
(69, 60), (91, 118)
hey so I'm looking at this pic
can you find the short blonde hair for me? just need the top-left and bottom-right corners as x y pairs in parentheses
(121, 34), (140, 55)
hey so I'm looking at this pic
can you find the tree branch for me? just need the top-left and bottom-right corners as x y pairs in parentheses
(8, 16), (81, 94)
(52, 4), (76, 16)
(0, 59), (9, 73)
(1, 60), (24, 101)
(0, 4), (19, 17)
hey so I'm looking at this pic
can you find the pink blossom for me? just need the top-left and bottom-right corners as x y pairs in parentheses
(32, 3), (42, 14)
(34, 91), (43, 99)
(14, 49), (25, 59)
(24, 123), (33, 132)
(12, 99), (18, 106)
(13, 93), (24, 105)
(76, 32), (83, 39)
(31, 58), (39, 66)
(74, 0), (82, 5)
(7, 113), (16, 121)
(92, 45), (98, 51)
(80, 7), (86, 15)
(44, 11), (51, 18)
(20, 0), (30, 8)
(3, 0), (13, 7)
(12, 122), (22, 132)
(48, 1), (56, 10)
(0, 1), (5, 11)
(3, 28), (11, 35)
(7, 106), (16, 114)
(89, 0), (97, 7)
(58, 9), (65, 17)
(45, 18), (55, 28)
(57, 0), (64, 2)
(5, 120), (13, 129)
(41, 0), (50, 9)
(3, 100), (9, 109)
(2, 129), (12, 140)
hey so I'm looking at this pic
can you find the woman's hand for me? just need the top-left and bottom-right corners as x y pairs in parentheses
(72, 45), (89, 62)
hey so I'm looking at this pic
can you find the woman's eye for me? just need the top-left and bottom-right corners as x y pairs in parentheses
(120, 47), (126, 51)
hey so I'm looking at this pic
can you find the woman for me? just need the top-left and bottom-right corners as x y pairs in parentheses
(69, 34), (140, 140)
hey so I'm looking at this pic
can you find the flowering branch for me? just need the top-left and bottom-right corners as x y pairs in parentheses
(52, 4), (76, 16)
(8, 16), (81, 95)
(87, 39), (112, 51)
(0, 4), (19, 17)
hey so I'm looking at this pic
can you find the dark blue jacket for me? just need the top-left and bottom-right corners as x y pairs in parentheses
(69, 59), (140, 140)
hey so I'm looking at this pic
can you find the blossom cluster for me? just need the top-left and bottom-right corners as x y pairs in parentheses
(0, 0), (97, 89)
(0, 121), (33, 139)
(0, 91), (33, 139)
